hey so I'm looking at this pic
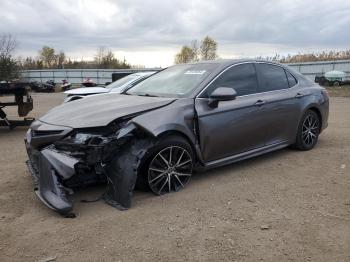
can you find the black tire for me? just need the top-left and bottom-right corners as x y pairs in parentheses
(135, 135), (194, 194)
(333, 81), (340, 87)
(293, 110), (320, 151)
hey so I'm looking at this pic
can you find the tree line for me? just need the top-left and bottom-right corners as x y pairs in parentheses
(0, 34), (131, 81)
(259, 50), (350, 63)
(18, 46), (131, 70)
(174, 36), (218, 64)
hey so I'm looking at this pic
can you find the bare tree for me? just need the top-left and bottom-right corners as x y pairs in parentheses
(57, 51), (66, 69)
(190, 40), (200, 62)
(94, 47), (128, 69)
(174, 46), (197, 64)
(200, 36), (218, 60)
(0, 34), (18, 80)
(94, 46), (106, 67)
(174, 36), (218, 64)
(0, 34), (17, 57)
(39, 46), (56, 68)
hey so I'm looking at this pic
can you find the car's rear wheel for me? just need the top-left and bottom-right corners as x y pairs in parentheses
(333, 81), (340, 87)
(294, 110), (320, 150)
(136, 135), (194, 195)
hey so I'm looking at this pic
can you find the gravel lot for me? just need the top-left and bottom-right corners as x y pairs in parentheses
(0, 93), (349, 262)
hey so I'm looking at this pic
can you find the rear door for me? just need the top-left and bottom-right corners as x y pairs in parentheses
(255, 63), (300, 145)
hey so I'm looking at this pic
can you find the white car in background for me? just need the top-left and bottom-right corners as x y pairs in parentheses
(63, 71), (156, 102)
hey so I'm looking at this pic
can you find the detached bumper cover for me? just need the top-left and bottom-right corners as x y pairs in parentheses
(25, 121), (139, 215)
(26, 146), (79, 215)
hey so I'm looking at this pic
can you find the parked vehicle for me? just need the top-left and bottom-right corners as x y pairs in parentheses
(60, 80), (72, 91)
(25, 59), (329, 216)
(82, 78), (97, 87)
(63, 72), (156, 102)
(29, 80), (56, 92)
(315, 70), (350, 86)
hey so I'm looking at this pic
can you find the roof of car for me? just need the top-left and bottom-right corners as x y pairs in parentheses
(188, 58), (284, 66)
(178, 59), (293, 74)
(132, 71), (157, 77)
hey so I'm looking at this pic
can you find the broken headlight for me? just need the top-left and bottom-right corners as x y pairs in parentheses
(70, 133), (106, 145)
(53, 131), (107, 152)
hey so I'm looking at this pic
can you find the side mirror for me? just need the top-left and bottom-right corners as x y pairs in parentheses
(208, 87), (237, 108)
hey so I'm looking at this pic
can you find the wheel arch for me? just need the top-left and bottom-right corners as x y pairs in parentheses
(156, 130), (197, 160)
(305, 105), (323, 132)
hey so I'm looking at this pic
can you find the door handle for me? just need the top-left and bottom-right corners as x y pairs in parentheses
(254, 100), (265, 106)
(295, 93), (305, 98)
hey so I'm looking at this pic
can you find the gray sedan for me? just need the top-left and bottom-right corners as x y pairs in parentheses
(25, 59), (329, 216)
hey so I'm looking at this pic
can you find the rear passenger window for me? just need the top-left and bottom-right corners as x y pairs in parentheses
(257, 63), (289, 92)
(286, 70), (297, 87)
(206, 63), (258, 97)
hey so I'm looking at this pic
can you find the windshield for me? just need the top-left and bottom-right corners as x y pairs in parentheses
(126, 63), (218, 98)
(106, 74), (139, 90)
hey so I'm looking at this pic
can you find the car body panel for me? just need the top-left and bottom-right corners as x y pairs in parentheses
(252, 88), (301, 146)
(40, 93), (176, 128)
(195, 96), (267, 162)
(131, 98), (196, 143)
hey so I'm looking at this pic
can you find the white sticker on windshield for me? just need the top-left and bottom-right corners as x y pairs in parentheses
(184, 70), (206, 75)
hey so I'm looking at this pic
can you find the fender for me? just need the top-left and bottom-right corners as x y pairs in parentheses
(297, 90), (329, 131)
(130, 98), (205, 163)
(131, 99), (196, 142)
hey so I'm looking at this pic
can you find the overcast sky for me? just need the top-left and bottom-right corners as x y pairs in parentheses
(1, 0), (350, 67)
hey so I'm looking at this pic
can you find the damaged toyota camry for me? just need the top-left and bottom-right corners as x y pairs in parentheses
(25, 59), (329, 216)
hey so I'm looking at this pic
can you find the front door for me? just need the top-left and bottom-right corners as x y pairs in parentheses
(195, 63), (267, 163)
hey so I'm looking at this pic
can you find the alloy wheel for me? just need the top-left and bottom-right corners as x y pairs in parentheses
(148, 146), (192, 195)
(302, 113), (319, 146)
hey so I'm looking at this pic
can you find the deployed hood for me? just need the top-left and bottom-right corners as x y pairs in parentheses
(40, 93), (175, 128)
(64, 87), (109, 95)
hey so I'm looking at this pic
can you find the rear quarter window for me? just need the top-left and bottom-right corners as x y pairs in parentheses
(286, 70), (298, 87)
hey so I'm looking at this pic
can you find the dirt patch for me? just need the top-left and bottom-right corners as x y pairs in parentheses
(326, 85), (350, 97)
(0, 94), (349, 261)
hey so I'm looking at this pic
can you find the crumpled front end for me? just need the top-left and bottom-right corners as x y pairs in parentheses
(25, 120), (137, 216)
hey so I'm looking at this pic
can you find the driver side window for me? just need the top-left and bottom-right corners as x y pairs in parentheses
(205, 63), (258, 97)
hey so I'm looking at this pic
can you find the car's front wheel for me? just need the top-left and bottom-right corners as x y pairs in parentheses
(136, 135), (194, 195)
(147, 145), (193, 195)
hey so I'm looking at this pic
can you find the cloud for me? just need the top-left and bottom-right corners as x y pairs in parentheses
(0, 0), (349, 66)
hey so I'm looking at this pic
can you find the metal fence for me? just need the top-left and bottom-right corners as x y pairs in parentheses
(19, 60), (350, 83)
(287, 60), (350, 80)
(19, 68), (159, 84)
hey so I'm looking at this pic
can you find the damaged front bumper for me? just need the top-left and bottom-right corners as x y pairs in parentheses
(25, 120), (137, 216)
(26, 142), (79, 215)
(26, 146), (78, 214)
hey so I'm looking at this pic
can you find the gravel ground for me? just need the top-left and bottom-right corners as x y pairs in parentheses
(326, 85), (350, 97)
(0, 93), (349, 262)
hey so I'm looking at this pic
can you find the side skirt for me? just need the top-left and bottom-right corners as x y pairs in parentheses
(203, 141), (290, 170)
